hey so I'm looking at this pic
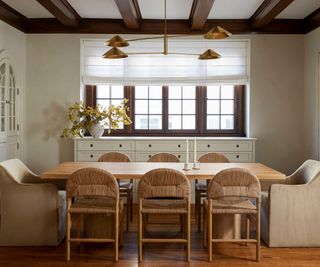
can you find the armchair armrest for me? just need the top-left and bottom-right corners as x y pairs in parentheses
(260, 178), (290, 191)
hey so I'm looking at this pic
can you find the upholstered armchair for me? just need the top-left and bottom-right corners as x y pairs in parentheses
(0, 159), (66, 246)
(261, 160), (320, 247)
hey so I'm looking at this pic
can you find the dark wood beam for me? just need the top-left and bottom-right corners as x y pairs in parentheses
(190, 0), (215, 30)
(36, 0), (81, 28)
(114, 0), (140, 30)
(251, 0), (295, 29)
(303, 8), (320, 33)
(26, 18), (304, 34)
(0, 0), (27, 32)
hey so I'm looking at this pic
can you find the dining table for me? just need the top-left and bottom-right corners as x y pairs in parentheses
(41, 161), (286, 239)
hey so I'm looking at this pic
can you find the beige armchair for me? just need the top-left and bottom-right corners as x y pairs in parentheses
(261, 159), (320, 247)
(0, 159), (66, 246)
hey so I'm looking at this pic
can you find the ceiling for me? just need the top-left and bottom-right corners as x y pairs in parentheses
(0, 0), (319, 34)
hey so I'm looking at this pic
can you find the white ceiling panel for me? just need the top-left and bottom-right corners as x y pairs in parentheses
(208, 0), (264, 19)
(68, 0), (122, 19)
(276, 0), (320, 19)
(2, 0), (54, 18)
(138, 0), (193, 19)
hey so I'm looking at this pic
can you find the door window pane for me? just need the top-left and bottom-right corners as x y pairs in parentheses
(221, 115), (234, 129)
(221, 100), (234, 114)
(168, 115), (181, 130)
(135, 115), (148, 129)
(169, 100), (181, 114)
(207, 115), (220, 130)
(149, 100), (162, 114)
(182, 100), (195, 114)
(135, 100), (148, 114)
(221, 85), (234, 99)
(135, 86), (148, 98)
(183, 115), (195, 130)
(149, 115), (162, 129)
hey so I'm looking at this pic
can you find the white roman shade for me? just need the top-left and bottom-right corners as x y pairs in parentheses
(82, 37), (249, 85)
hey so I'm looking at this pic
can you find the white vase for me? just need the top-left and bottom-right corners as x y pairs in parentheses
(88, 124), (105, 138)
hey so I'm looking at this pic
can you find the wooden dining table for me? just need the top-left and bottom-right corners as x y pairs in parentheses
(41, 161), (286, 239)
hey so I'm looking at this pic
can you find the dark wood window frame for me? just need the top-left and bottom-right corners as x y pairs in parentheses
(85, 84), (245, 137)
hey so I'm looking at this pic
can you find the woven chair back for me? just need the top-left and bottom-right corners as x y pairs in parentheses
(148, 153), (180, 162)
(98, 152), (131, 162)
(198, 152), (229, 163)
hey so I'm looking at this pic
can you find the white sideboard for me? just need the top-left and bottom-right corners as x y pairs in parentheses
(74, 137), (256, 202)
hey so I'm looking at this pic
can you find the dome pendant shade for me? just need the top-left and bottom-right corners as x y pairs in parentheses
(102, 47), (128, 59)
(106, 35), (129, 47)
(204, 26), (232, 39)
(198, 49), (221, 60)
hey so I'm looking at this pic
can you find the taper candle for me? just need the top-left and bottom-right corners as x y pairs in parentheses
(186, 138), (189, 164)
(194, 138), (197, 163)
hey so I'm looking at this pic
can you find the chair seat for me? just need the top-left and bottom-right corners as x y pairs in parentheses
(141, 199), (188, 214)
(204, 199), (257, 214)
(119, 182), (133, 190)
(70, 198), (124, 214)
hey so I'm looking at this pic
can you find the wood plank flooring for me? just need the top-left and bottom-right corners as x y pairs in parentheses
(0, 208), (319, 267)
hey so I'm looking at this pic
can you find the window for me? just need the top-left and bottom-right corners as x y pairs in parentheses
(86, 85), (245, 136)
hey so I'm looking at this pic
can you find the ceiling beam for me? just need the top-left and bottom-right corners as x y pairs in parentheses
(250, 0), (295, 29)
(303, 8), (320, 33)
(114, 0), (140, 30)
(26, 18), (304, 34)
(0, 0), (27, 32)
(36, 0), (81, 28)
(190, 0), (215, 30)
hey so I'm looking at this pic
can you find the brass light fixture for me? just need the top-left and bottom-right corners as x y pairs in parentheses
(102, 0), (232, 60)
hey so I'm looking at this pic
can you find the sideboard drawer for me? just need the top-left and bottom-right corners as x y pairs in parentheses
(136, 141), (189, 152)
(77, 140), (134, 151)
(136, 152), (187, 162)
(77, 151), (133, 162)
(197, 141), (252, 152)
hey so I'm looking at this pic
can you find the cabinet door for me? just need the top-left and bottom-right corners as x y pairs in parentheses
(0, 62), (6, 138)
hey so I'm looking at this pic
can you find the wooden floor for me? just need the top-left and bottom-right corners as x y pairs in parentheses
(0, 209), (320, 267)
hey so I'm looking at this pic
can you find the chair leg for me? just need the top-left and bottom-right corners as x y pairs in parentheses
(130, 189), (133, 222)
(138, 199), (143, 262)
(246, 215), (250, 246)
(198, 195), (202, 232)
(256, 206), (261, 262)
(195, 188), (198, 223)
(203, 205), (207, 248)
(114, 203), (119, 262)
(208, 200), (212, 262)
(126, 191), (130, 232)
(186, 201), (191, 262)
(66, 201), (71, 261)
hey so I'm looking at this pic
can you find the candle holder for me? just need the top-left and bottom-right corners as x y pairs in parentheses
(183, 163), (191, 171)
(193, 161), (200, 170)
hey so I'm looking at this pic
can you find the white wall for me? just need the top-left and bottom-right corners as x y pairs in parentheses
(304, 27), (320, 160)
(25, 34), (306, 174)
(0, 21), (26, 160)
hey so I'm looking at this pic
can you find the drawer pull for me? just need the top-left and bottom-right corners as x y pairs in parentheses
(90, 154), (93, 158)
(236, 155), (239, 158)
(148, 144), (152, 147)
(119, 144), (122, 148)
(178, 144), (181, 148)
(90, 144), (93, 147)
(236, 144), (239, 148)
(207, 144), (211, 148)
(148, 155), (151, 158)
(178, 155), (181, 158)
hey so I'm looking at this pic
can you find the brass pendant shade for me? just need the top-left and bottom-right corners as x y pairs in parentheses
(106, 35), (129, 47)
(204, 26), (232, 40)
(198, 49), (221, 60)
(102, 47), (128, 59)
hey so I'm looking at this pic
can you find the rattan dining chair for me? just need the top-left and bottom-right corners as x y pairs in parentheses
(98, 152), (133, 231)
(66, 168), (123, 262)
(138, 168), (191, 262)
(196, 153), (229, 231)
(147, 152), (180, 163)
(203, 168), (261, 262)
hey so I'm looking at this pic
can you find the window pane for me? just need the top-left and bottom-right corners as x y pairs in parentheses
(168, 115), (181, 129)
(182, 86), (195, 99)
(207, 86), (220, 99)
(207, 100), (220, 114)
(168, 86), (181, 99)
(135, 115), (148, 129)
(111, 85), (123, 98)
(168, 100), (181, 114)
(111, 99), (122, 106)
(221, 85), (234, 99)
(149, 100), (162, 114)
(97, 85), (110, 98)
(135, 100), (148, 114)
(149, 115), (162, 129)
(207, 115), (220, 129)
(221, 115), (234, 129)
(182, 115), (195, 130)
(182, 100), (195, 114)
(221, 100), (234, 114)
(135, 86), (148, 98)
(97, 99), (110, 110)
(149, 86), (162, 99)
